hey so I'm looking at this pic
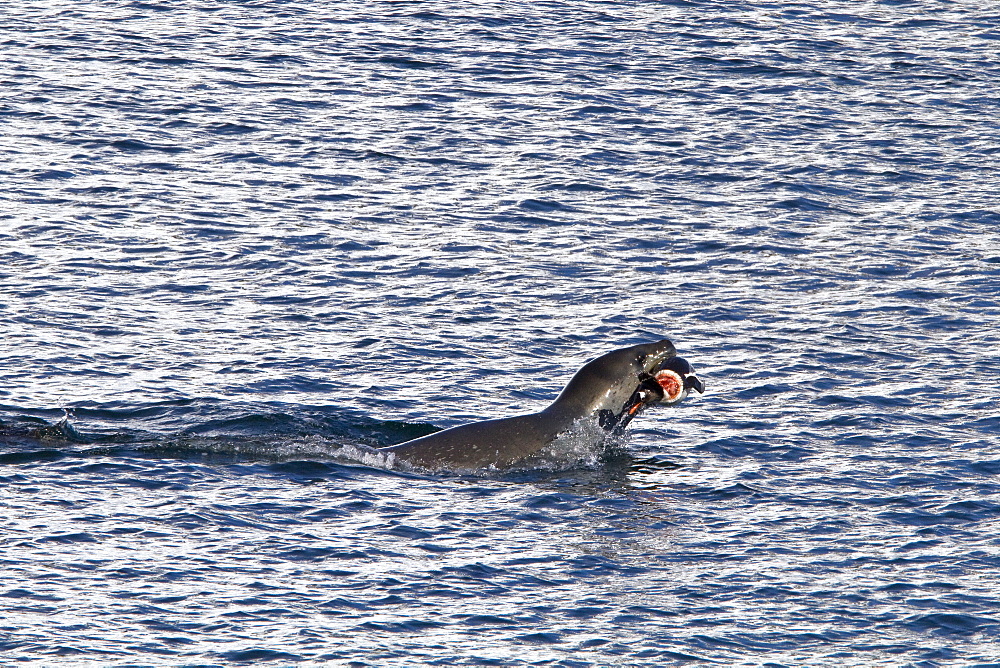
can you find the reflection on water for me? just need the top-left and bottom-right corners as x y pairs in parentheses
(2, 0), (1000, 664)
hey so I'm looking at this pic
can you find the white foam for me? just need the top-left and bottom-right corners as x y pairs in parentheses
(515, 417), (627, 471)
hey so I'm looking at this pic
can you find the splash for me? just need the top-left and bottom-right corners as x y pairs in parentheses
(1, 409), (625, 475)
(164, 434), (399, 469)
(514, 417), (628, 472)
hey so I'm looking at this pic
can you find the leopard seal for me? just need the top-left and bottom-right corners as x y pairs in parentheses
(383, 339), (703, 470)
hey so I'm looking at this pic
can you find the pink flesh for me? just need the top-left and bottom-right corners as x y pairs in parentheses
(655, 370), (683, 401)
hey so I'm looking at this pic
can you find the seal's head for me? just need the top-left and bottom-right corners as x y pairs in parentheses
(562, 339), (703, 433)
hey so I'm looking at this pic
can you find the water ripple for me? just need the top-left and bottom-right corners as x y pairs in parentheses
(2, 0), (1000, 664)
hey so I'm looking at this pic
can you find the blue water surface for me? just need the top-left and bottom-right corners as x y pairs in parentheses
(2, 0), (1000, 665)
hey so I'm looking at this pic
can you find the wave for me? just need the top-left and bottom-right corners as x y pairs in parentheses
(0, 401), (639, 475)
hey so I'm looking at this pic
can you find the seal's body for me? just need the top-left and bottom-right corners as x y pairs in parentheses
(383, 339), (703, 470)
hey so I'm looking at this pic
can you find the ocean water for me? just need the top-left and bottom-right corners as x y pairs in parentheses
(2, 0), (1000, 664)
